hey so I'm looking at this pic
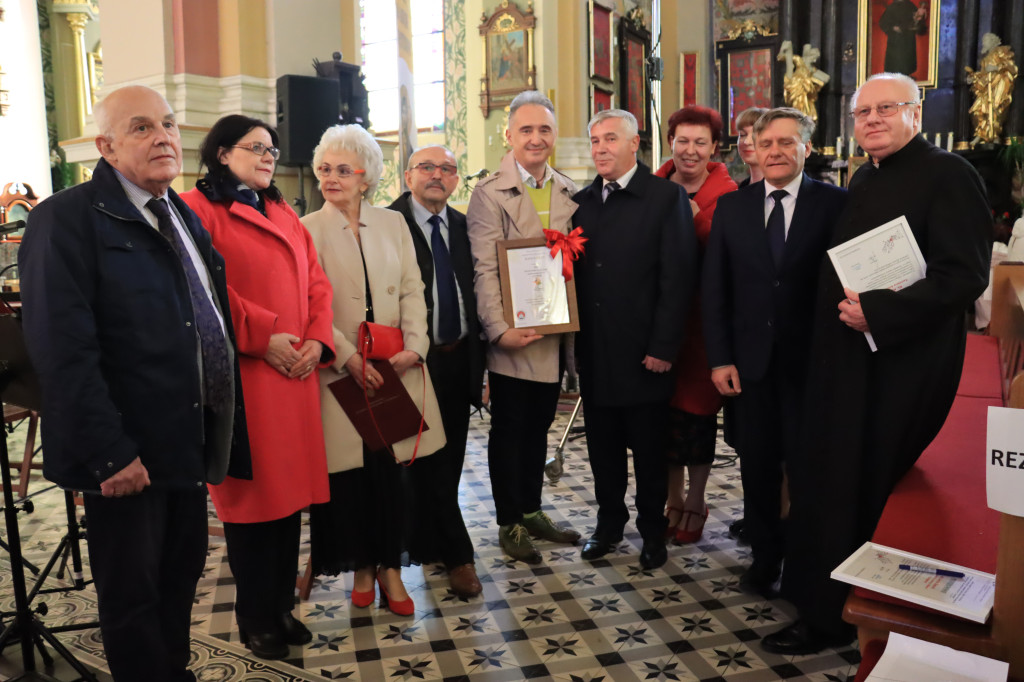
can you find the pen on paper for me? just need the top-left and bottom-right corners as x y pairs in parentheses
(898, 564), (965, 579)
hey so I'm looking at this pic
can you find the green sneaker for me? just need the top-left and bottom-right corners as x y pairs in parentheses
(522, 511), (581, 545)
(498, 523), (542, 564)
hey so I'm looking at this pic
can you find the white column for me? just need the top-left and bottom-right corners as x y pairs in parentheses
(0, 0), (54, 198)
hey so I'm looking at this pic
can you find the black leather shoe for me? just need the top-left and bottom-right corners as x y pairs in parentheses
(740, 559), (781, 600)
(761, 621), (854, 656)
(580, 535), (618, 561)
(239, 628), (289, 660)
(280, 612), (313, 645)
(728, 518), (750, 544)
(639, 539), (667, 569)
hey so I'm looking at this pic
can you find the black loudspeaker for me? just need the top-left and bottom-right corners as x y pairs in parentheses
(276, 75), (340, 167)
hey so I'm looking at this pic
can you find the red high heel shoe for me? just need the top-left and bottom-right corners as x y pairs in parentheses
(664, 506), (684, 539)
(351, 577), (375, 608)
(376, 570), (414, 616)
(674, 504), (709, 544)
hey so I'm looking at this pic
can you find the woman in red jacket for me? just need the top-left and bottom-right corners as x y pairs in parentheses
(182, 115), (335, 660)
(655, 106), (737, 543)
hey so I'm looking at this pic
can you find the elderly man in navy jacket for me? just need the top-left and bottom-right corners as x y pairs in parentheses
(20, 85), (250, 681)
(572, 109), (697, 570)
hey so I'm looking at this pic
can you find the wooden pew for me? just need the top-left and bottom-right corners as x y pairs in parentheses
(844, 262), (1024, 680)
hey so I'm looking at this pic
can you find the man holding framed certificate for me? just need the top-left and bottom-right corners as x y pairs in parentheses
(763, 73), (992, 655)
(572, 109), (697, 570)
(467, 90), (581, 564)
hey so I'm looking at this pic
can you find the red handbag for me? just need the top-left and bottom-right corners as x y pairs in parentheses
(357, 321), (404, 360)
(357, 321), (426, 465)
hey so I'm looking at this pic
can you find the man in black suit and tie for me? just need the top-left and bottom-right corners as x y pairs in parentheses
(702, 107), (847, 598)
(573, 109), (697, 569)
(388, 145), (485, 598)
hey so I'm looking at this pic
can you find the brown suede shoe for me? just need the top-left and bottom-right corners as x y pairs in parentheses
(448, 563), (483, 598)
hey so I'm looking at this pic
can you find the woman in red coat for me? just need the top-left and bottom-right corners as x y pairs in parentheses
(182, 115), (335, 660)
(655, 106), (737, 543)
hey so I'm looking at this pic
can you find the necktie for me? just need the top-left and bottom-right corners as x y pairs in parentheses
(147, 198), (232, 412)
(603, 181), (621, 203)
(766, 189), (788, 269)
(428, 214), (460, 345)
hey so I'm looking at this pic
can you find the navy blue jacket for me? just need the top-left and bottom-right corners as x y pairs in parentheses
(572, 162), (698, 406)
(19, 158), (251, 492)
(702, 175), (847, 382)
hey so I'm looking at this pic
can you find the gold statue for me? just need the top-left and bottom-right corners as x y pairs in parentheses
(965, 33), (1018, 144)
(778, 41), (830, 123)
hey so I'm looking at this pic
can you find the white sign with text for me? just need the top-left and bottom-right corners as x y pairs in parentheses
(986, 406), (1024, 517)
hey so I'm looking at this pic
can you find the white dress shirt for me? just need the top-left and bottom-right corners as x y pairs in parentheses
(410, 194), (468, 341)
(115, 169), (225, 334)
(763, 174), (804, 239)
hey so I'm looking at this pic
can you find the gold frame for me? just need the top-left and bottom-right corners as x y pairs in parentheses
(497, 238), (580, 335)
(479, 1), (537, 116)
(857, 0), (940, 89)
(87, 47), (103, 106)
(679, 51), (700, 108)
(589, 0), (614, 83)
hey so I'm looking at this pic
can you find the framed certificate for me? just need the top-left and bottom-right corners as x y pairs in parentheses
(497, 238), (580, 334)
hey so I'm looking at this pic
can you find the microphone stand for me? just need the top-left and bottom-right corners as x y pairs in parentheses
(0, 288), (98, 680)
(0, 404), (87, 680)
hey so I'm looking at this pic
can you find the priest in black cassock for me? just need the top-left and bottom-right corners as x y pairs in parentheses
(762, 73), (992, 655)
(572, 108), (697, 570)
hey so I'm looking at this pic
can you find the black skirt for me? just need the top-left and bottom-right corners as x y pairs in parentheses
(666, 407), (718, 467)
(308, 444), (417, 575)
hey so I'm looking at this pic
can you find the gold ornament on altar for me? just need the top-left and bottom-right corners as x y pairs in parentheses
(965, 33), (1018, 145)
(778, 41), (830, 123)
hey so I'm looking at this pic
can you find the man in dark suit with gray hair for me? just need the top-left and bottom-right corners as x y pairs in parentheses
(703, 107), (847, 600)
(572, 108), (697, 570)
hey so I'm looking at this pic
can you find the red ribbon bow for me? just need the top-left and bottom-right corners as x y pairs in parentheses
(544, 227), (588, 281)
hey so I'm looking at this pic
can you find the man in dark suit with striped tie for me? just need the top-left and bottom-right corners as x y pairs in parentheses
(702, 107), (847, 601)
(389, 146), (485, 598)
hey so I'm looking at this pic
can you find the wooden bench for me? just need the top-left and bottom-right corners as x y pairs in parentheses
(845, 262), (1024, 681)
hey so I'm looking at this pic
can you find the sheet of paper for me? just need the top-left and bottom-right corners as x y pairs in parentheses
(831, 542), (996, 623)
(986, 406), (1024, 516)
(827, 215), (927, 352)
(866, 632), (1008, 682)
(505, 246), (570, 328)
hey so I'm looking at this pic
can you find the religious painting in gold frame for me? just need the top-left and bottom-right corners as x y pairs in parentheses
(479, 1), (537, 116)
(857, 0), (940, 89)
(589, 0), (614, 83)
(680, 51), (700, 107)
(590, 83), (614, 116)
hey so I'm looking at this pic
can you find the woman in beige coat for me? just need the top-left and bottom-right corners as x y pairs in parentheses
(302, 124), (444, 616)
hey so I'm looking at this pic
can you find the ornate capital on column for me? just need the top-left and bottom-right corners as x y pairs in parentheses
(64, 12), (88, 34)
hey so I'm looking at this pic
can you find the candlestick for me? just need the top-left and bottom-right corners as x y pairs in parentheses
(946, 133), (954, 152)
(848, 136), (856, 158)
(836, 137), (843, 158)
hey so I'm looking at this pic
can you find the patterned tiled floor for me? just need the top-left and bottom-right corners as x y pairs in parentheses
(0, 401), (861, 680)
